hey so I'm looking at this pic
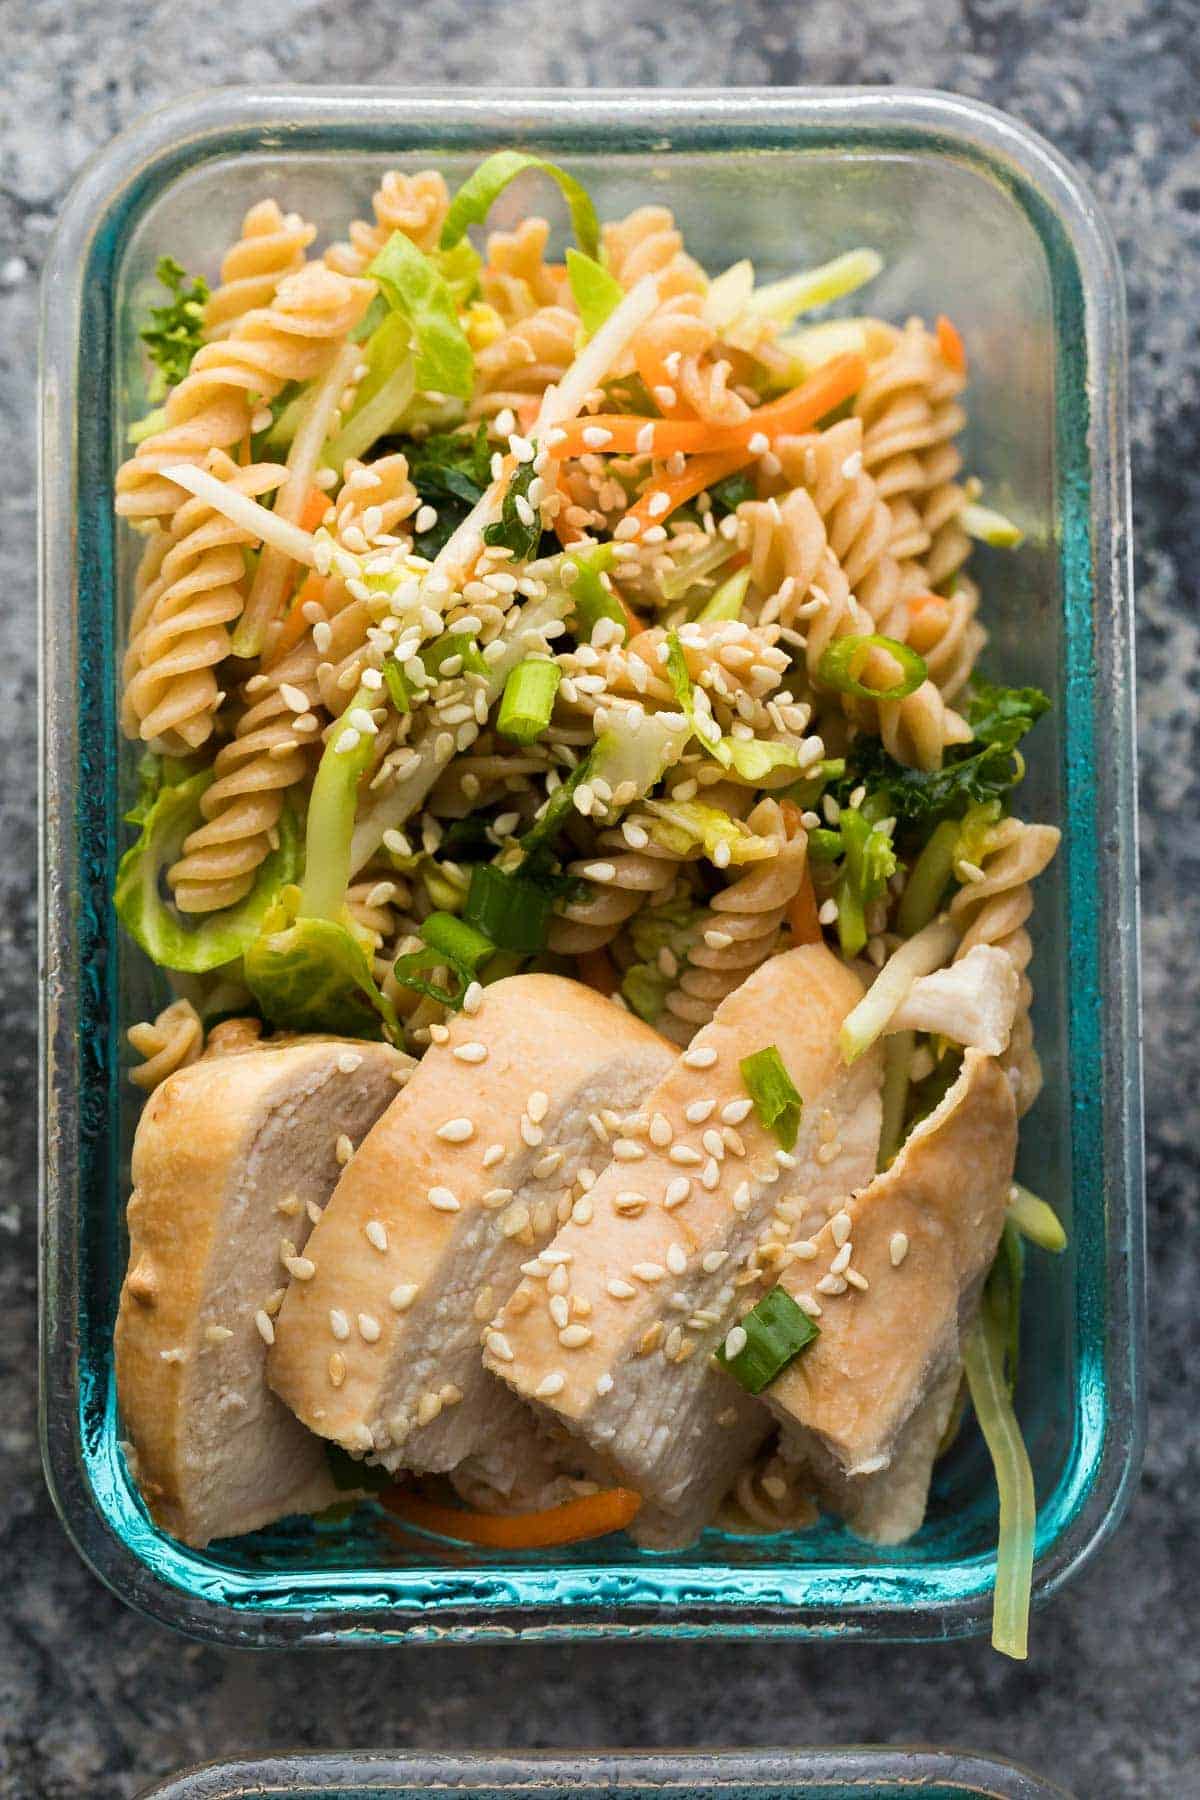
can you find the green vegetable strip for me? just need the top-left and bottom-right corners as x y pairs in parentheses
(464, 863), (552, 955)
(963, 1310), (1036, 1660)
(877, 1031), (915, 1170)
(1006, 1183), (1068, 1253)
(383, 658), (414, 713)
(739, 1045), (803, 1150)
(565, 544), (625, 639)
(817, 633), (928, 701)
(566, 247), (624, 339)
(391, 910), (495, 1008)
(300, 682), (379, 922)
(422, 632), (489, 679)
(897, 818), (961, 938)
(441, 151), (601, 260)
(696, 565), (752, 623)
(497, 660), (561, 744)
(367, 231), (474, 400)
(714, 1287), (819, 1394)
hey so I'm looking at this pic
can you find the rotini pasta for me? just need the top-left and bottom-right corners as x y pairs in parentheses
(324, 168), (451, 274)
(203, 199), (317, 340)
(127, 998), (203, 1090)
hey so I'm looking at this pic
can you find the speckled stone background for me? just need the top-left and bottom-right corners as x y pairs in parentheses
(3, 4), (1198, 1797)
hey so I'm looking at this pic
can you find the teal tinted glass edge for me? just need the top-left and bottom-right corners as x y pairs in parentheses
(40, 89), (1141, 1646)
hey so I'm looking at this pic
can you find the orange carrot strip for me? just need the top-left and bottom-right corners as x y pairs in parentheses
(382, 1486), (642, 1549)
(620, 597), (646, 638)
(634, 340), (695, 420)
(623, 445), (757, 535)
(905, 589), (944, 615)
(936, 314), (967, 374)
(266, 572), (328, 666)
(577, 947), (620, 996)
(552, 354), (867, 461)
(299, 486), (330, 533)
(787, 869), (823, 945)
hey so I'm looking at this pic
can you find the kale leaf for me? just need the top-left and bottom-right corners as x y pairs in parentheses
(139, 257), (209, 400)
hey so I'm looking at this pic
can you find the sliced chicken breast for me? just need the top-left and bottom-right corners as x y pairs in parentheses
(115, 1037), (409, 1547)
(483, 944), (884, 1549)
(887, 943), (1019, 1055)
(267, 975), (675, 1473)
(763, 1048), (1016, 1476)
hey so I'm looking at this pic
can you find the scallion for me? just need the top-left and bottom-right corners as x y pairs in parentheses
(422, 633), (489, 680)
(391, 910), (495, 1009)
(463, 863), (552, 956)
(714, 1287), (819, 1394)
(1006, 1182), (1067, 1254)
(565, 544), (625, 640)
(383, 657), (415, 713)
(497, 660), (562, 745)
(739, 1044), (803, 1150)
(816, 633), (927, 702)
(696, 565), (752, 623)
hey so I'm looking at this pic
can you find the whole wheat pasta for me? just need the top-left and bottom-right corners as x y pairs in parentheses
(126, 998), (204, 1091)
(203, 200), (317, 340)
(324, 168), (451, 274)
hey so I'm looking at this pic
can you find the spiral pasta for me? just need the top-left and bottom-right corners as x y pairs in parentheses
(853, 317), (968, 581)
(949, 817), (1061, 1114)
(203, 200), (317, 340)
(116, 263), (375, 521)
(481, 216), (571, 323)
(127, 998), (203, 1091)
(720, 1443), (819, 1535)
(471, 304), (579, 412)
(656, 800), (807, 1042)
(601, 206), (706, 302)
(121, 453), (287, 753)
(548, 835), (689, 956)
(324, 168), (450, 274)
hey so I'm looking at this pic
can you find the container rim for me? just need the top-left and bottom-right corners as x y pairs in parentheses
(39, 85), (1143, 1648)
(132, 1746), (1075, 1800)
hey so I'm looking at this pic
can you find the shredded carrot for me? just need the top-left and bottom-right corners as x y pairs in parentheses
(623, 445), (757, 536)
(550, 354), (867, 462)
(516, 397), (541, 434)
(905, 589), (944, 615)
(780, 798), (804, 837)
(299, 486), (331, 533)
(634, 340), (695, 420)
(936, 314), (967, 374)
(620, 597), (646, 638)
(382, 1485), (642, 1549)
(577, 947), (620, 996)
(266, 572), (328, 665)
(787, 869), (823, 946)
(552, 466), (586, 547)
(237, 429), (252, 467)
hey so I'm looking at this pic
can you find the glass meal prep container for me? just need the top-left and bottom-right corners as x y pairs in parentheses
(133, 1749), (1075, 1799)
(39, 87), (1142, 1646)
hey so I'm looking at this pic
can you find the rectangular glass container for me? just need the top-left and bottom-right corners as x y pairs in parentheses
(134, 1750), (1074, 1799)
(40, 88), (1142, 1646)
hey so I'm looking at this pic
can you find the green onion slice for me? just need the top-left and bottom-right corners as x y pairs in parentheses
(422, 632), (489, 680)
(383, 657), (415, 713)
(816, 633), (927, 701)
(564, 543), (625, 640)
(497, 660), (562, 745)
(391, 911), (495, 1009)
(739, 1044), (803, 1150)
(714, 1287), (819, 1394)
(463, 863), (552, 956)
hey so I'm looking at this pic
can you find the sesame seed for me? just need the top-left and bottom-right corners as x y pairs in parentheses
(830, 1210), (853, 1246)
(283, 1253), (316, 1281)
(337, 1050), (363, 1074)
(632, 1261), (665, 1283)
(389, 1283), (419, 1312)
(721, 1098), (753, 1126)
(666, 1244), (687, 1275)
(559, 1323), (593, 1348)
(732, 1181), (752, 1214)
(463, 981), (484, 1015)
(550, 1294), (570, 1328)
(454, 1042), (488, 1064)
(520, 1116), (544, 1148)
(607, 1278), (636, 1299)
(279, 682), (310, 712)
(685, 1099), (715, 1124)
(436, 1116), (475, 1143)
(683, 1044), (719, 1069)
(845, 1268), (870, 1291)
(790, 1239), (818, 1260)
(500, 1201), (530, 1237)
(526, 1089), (550, 1123)
(328, 1308), (351, 1340)
(612, 1139), (647, 1162)
(701, 1250), (728, 1274)
(818, 898), (839, 925)
(417, 1391), (443, 1427)
(276, 1193), (301, 1217)
(428, 1186), (460, 1212)
(251, 1309), (274, 1346)
(483, 1187), (513, 1209)
(890, 1231), (910, 1266)
(830, 1242), (852, 1275)
(669, 1144), (703, 1167)
(702, 1128), (725, 1159)
(723, 1325), (748, 1358)
(649, 1112), (674, 1147)
(364, 1220), (388, 1253)
(357, 1312), (381, 1343)
(335, 1134), (354, 1165)
(663, 1176), (691, 1208)
(487, 1329), (514, 1362)
(816, 1273), (848, 1296)
(596, 1372), (615, 1396)
(795, 1292), (822, 1317)
(535, 1371), (566, 1398)
(482, 1143), (505, 1168)
(204, 1324), (233, 1344)
(701, 1158), (721, 1191)
(572, 1195), (594, 1225)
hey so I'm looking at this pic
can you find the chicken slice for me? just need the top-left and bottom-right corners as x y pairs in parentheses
(115, 1037), (409, 1547)
(484, 944), (884, 1549)
(763, 1048), (1016, 1475)
(886, 943), (1019, 1055)
(267, 975), (674, 1473)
